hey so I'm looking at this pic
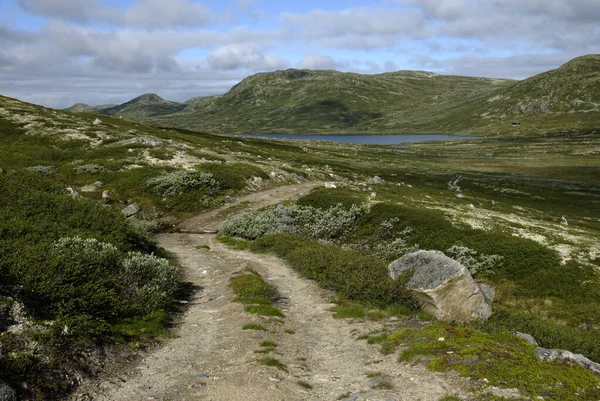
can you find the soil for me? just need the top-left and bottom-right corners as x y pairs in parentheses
(70, 183), (470, 401)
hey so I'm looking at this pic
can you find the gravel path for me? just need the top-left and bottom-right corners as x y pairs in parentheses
(72, 183), (469, 401)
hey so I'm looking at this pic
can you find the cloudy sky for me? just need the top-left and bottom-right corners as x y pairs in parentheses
(0, 0), (599, 108)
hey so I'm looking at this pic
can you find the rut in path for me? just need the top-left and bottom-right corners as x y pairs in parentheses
(76, 183), (469, 401)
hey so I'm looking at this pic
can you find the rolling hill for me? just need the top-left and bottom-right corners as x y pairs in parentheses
(67, 55), (600, 134)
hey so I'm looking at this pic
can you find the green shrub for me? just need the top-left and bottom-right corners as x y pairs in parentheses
(201, 162), (267, 190)
(296, 187), (365, 210)
(251, 234), (417, 309)
(146, 170), (218, 197)
(120, 251), (180, 314)
(220, 203), (363, 240)
(25, 165), (58, 176)
(74, 164), (107, 174)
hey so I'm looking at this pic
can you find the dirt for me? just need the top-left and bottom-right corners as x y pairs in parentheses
(71, 182), (470, 401)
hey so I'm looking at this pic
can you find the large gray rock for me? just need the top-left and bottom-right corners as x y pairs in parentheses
(388, 250), (492, 322)
(0, 380), (16, 401)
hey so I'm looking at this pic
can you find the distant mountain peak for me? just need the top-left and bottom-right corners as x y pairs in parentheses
(132, 93), (165, 103)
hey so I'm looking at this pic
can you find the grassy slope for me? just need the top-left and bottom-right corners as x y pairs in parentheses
(69, 54), (599, 135)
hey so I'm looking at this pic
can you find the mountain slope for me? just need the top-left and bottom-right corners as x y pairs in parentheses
(67, 55), (600, 134)
(151, 69), (513, 134)
(421, 54), (600, 132)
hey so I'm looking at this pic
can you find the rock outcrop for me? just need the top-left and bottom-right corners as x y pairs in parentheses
(388, 250), (492, 322)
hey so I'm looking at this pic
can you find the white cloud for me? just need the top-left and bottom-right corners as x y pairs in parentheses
(207, 45), (288, 71)
(298, 53), (339, 70)
(18, 0), (215, 28)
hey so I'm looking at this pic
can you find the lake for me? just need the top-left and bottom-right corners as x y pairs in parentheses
(236, 134), (476, 145)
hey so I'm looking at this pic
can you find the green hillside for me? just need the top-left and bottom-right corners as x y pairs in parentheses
(68, 55), (600, 135)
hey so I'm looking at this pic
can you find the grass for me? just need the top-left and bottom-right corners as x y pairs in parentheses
(230, 268), (284, 318)
(257, 357), (287, 371)
(242, 323), (266, 331)
(218, 235), (251, 250)
(297, 380), (313, 390)
(439, 396), (462, 401)
(360, 324), (600, 401)
(245, 305), (284, 317)
(330, 303), (366, 319)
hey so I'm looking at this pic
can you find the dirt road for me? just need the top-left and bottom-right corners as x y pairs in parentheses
(74, 183), (468, 401)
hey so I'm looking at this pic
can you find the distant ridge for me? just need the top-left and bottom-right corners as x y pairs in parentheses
(66, 55), (600, 134)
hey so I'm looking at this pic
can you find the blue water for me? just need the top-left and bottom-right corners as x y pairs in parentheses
(237, 134), (476, 145)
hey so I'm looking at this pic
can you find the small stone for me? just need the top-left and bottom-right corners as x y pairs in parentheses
(66, 186), (79, 197)
(121, 203), (140, 218)
(93, 118), (102, 125)
(515, 332), (538, 346)
(80, 181), (103, 192)
(438, 337), (445, 342)
(195, 374), (209, 380)
(102, 190), (112, 199)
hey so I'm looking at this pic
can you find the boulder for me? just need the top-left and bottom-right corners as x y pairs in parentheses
(121, 203), (140, 218)
(93, 118), (102, 126)
(388, 250), (492, 322)
(0, 379), (16, 401)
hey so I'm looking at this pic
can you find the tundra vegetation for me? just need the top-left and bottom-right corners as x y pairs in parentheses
(0, 55), (599, 399)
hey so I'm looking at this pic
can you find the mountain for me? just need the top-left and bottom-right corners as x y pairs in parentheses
(150, 69), (514, 134)
(65, 102), (118, 113)
(67, 55), (600, 134)
(422, 54), (600, 132)
(95, 93), (187, 121)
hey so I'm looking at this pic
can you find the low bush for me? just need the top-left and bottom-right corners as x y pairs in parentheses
(146, 170), (218, 197)
(220, 203), (363, 240)
(0, 172), (180, 398)
(250, 234), (417, 309)
(201, 162), (268, 190)
(296, 187), (366, 210)
(74, 164), (107, 174)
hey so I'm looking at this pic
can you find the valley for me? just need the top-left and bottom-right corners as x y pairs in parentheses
(0, 54), (599, 400)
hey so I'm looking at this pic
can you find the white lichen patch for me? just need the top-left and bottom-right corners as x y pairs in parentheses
(138, 149), (205, 170)
(58, 129), (102, 146)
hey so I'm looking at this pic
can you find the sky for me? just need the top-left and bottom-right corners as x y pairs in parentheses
(0, 0), (599, 108)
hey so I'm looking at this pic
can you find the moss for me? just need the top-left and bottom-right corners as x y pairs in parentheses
(257, 357), (287, 371)
(244, 305), (284, 317)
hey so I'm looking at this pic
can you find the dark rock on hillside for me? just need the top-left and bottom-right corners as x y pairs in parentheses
(388, 250), (492, 322)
